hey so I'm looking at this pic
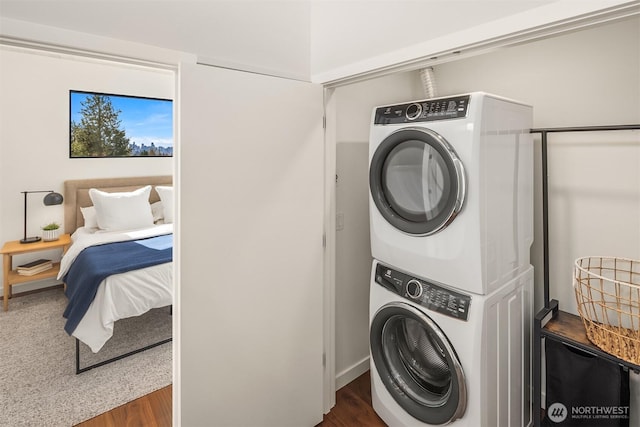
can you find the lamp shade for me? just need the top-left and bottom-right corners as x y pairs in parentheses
(43, 192), (63, 206)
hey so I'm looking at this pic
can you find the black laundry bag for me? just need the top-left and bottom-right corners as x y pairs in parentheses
(543, 338), (630, 426)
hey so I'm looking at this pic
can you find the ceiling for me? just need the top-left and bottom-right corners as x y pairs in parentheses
(0, 1), (636, 81)
(0, 1), (557, 75)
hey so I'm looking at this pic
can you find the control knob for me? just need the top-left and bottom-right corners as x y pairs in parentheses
(405, 103), (422, 120)
(406, 279), (423, 299)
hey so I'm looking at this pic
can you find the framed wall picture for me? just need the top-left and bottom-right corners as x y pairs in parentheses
(69, 90), (173, 158)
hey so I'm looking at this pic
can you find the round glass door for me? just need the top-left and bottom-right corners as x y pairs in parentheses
(370, 127), (465, 235)
(370, 302), (467, 424)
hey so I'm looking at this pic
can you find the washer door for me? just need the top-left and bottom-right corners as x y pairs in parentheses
(370, 302), (467, 425)
(370, 127), (465, 235)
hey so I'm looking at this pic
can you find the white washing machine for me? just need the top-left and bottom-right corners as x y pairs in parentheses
(369, 260), (534, 427)
(369, 92), (533, 295)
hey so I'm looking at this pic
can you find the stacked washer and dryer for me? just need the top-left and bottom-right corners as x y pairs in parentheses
(368, 92), (535, 426)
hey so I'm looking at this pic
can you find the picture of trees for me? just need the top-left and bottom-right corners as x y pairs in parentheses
(70, 91), (173, 158)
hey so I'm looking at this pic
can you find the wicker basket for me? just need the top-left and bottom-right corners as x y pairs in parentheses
(574, 256), (640, 365)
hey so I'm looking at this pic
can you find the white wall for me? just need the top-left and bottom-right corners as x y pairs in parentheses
(332, 15), (639, 385)
(332, 71), (422, 387)
(0, 46), (174, 293)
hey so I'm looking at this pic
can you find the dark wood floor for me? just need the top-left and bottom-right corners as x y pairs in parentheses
(74, 372), (386, 427)
(74, 385), (172, 427)
(316, 371), (387, 427)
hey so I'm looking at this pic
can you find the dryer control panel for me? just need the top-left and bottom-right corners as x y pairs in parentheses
(374, 94), (470, 125)
(375, 263), (471, 321)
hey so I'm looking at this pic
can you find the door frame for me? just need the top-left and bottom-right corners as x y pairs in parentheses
(323, 87), (337, 412)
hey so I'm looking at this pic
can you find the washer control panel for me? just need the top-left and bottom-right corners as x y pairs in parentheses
(375, 263), (471, 321)
(374, 94), (470, 125)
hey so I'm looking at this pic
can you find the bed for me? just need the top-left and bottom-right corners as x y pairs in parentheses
(58, 176), (173, 373)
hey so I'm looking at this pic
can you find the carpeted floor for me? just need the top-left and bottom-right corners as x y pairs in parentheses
(0, 288), (172, 427)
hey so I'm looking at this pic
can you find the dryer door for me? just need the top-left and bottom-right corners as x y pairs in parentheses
(370, 127), (465, 235)
(370, 301), (467, 425)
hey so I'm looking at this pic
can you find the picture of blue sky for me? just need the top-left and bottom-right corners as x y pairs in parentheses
(70, 91), (173, 148)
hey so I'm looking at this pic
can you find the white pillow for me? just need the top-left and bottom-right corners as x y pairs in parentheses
(80, 206), (99, 229)
(89, 185), (154, 231)
(151, 201), (164, 223)
(155, 186), (174, 224)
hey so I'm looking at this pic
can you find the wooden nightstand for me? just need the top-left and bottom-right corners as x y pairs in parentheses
(1, 234), (71, 311)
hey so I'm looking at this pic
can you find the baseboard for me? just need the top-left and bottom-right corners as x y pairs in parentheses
(336, 356), (370, 390)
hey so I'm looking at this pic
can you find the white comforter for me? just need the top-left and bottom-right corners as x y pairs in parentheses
(59, 224), (173, 353)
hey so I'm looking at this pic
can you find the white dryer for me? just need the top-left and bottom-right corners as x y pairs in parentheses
(369, 92), (533, 295)
(369, 261), (534, 426)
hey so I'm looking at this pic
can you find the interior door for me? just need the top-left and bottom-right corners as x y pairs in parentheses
(178, 63), (325, 426)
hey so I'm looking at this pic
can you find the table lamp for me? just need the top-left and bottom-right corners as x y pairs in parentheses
(20, 190), (64, 244)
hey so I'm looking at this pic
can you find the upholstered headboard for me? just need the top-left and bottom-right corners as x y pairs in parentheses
(64, 175), (173, 234)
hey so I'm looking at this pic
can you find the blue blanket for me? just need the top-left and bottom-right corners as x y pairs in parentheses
(63, 234), (173, 335)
